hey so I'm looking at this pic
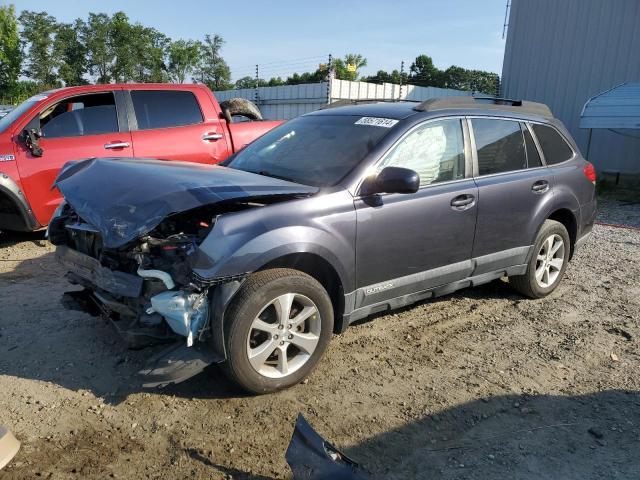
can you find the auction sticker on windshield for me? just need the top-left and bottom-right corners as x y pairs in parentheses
(354, 117), (399, 128)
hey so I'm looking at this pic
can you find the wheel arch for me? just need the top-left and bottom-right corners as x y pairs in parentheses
(0, 179), (39, 232)
(546, 208), (578, 259)
(259, 252), (347, 334)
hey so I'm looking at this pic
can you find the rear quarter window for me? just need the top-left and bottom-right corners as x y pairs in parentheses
(131, 90), (203, 130)
(531, 124), (574, 165)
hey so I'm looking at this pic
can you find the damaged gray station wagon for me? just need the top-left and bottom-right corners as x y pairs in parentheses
(49, 97), (597, 393)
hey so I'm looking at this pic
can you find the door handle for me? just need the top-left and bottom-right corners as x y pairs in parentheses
(450, 194), (475, 210)
(531, 180), (550, 193)
(104, 141), (130, 149)
(202, 133), (223, 141)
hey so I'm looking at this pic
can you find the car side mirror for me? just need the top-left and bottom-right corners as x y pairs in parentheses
(21, 128), (43, 157)
(361, 166), (420, 196)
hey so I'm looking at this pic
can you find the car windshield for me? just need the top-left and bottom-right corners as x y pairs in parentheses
(225, 115), (395, 187)
(0, 94), (48, 134)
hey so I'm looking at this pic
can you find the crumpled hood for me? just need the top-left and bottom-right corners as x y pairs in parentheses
(54, 158), (318, 248)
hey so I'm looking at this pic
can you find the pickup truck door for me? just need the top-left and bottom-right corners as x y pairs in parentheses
(13, 89), (133, 226)
(126, 89), (231, 164)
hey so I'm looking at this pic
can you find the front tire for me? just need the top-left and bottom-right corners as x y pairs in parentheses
(509, 220), (570, 298)
(223, 269), (333, 394)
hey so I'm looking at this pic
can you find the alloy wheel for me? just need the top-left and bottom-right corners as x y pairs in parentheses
(535, 233), (565, 288)
(246, 293), (321, 379)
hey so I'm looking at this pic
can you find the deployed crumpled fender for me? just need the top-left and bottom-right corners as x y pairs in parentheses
(286, 414), (368, 480)
(54, 158), (317, 249)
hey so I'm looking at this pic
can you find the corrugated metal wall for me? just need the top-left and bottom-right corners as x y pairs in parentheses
(214, 80), (472, 120)
(502, 0), (640, 173)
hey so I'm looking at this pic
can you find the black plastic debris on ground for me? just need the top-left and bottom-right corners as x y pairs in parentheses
(286, 414), (367, 480)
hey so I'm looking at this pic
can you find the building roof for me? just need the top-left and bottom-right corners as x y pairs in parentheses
(580, 82), (640, 129)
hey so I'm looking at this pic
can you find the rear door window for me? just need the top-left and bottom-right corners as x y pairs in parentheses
(39, 93), (118, 138)
(522, 123), (543, 168)
(131, 90), (203, 130)
(531, 124), (574, 165)
(471, 118), (526, 175)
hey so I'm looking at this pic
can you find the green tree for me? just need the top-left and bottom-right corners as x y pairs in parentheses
(0, 5), (22, 95)
(439, 66), (498, 94)
(234, 76), (255, 89)
(361, 69), (408, 85)
(195, 34), (231, 90)
(332, 53), (367, 81)
(128, 24), (169, 82)
(82, 13), (112, 83)
(168, 39), (201, 83)
(409, 54), (443, 87)
(53, 19), (87, 86)
(234, 76), (284, 89)
(267, 76), (285, 86)
(18, 10), (60, 86)
(108, 11), (133, 83)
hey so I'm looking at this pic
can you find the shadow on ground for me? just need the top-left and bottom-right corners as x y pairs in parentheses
(341, 389), (640, 479)
(181, 389), (640, 479)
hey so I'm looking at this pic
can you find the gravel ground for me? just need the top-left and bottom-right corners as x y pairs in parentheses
(1, 201), (639, 479)
(596, 197), (640, 228)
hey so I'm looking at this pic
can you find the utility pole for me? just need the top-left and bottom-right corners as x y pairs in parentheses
(399, 60), (405, 100)
(326, 54), (333, 105)
(254, 64), (259, 105)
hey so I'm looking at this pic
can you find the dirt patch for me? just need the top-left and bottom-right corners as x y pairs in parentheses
(1, 218), (639, 479)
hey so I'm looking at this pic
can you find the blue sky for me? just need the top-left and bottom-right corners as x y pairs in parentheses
(8, 0), (508, 80)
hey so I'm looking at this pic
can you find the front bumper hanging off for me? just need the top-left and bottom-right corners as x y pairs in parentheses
(56, 246), (227, 388)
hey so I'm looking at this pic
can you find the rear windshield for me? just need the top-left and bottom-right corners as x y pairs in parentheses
(225, 115), (394, 187)
(0, 95), (47, 133)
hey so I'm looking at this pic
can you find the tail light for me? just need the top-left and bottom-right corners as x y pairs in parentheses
(583, 163), (596, 184)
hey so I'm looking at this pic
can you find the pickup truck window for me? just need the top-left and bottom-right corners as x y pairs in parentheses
(131, 90), (203, 130)
(226, 115), (393, 187)
(39, 93), (118, 139)
(0, 96), (45, 134)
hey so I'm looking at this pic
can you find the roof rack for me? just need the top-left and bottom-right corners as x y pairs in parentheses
(413, 96), (553, 118)
(319, 98), (420, 110)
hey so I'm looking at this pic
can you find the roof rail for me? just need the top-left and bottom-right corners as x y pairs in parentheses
(413, 96), (553, 118)
(319, 98), (420, 110)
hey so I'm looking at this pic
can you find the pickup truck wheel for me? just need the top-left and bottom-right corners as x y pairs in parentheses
(509, 220), (570, 298)
(223, 268), (333, 394)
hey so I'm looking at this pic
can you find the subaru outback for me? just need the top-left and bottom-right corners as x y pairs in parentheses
(49, 96), (596, 393)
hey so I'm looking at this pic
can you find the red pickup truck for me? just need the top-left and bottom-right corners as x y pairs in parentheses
(0, 84), (281, 232)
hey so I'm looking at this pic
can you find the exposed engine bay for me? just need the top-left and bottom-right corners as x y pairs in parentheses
(50, 157), (318, 386)
(50, 200), (269, 347)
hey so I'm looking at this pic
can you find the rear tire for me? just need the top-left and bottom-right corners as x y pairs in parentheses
(223, 268), (333, 394)
(509, 220), (570, 298)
